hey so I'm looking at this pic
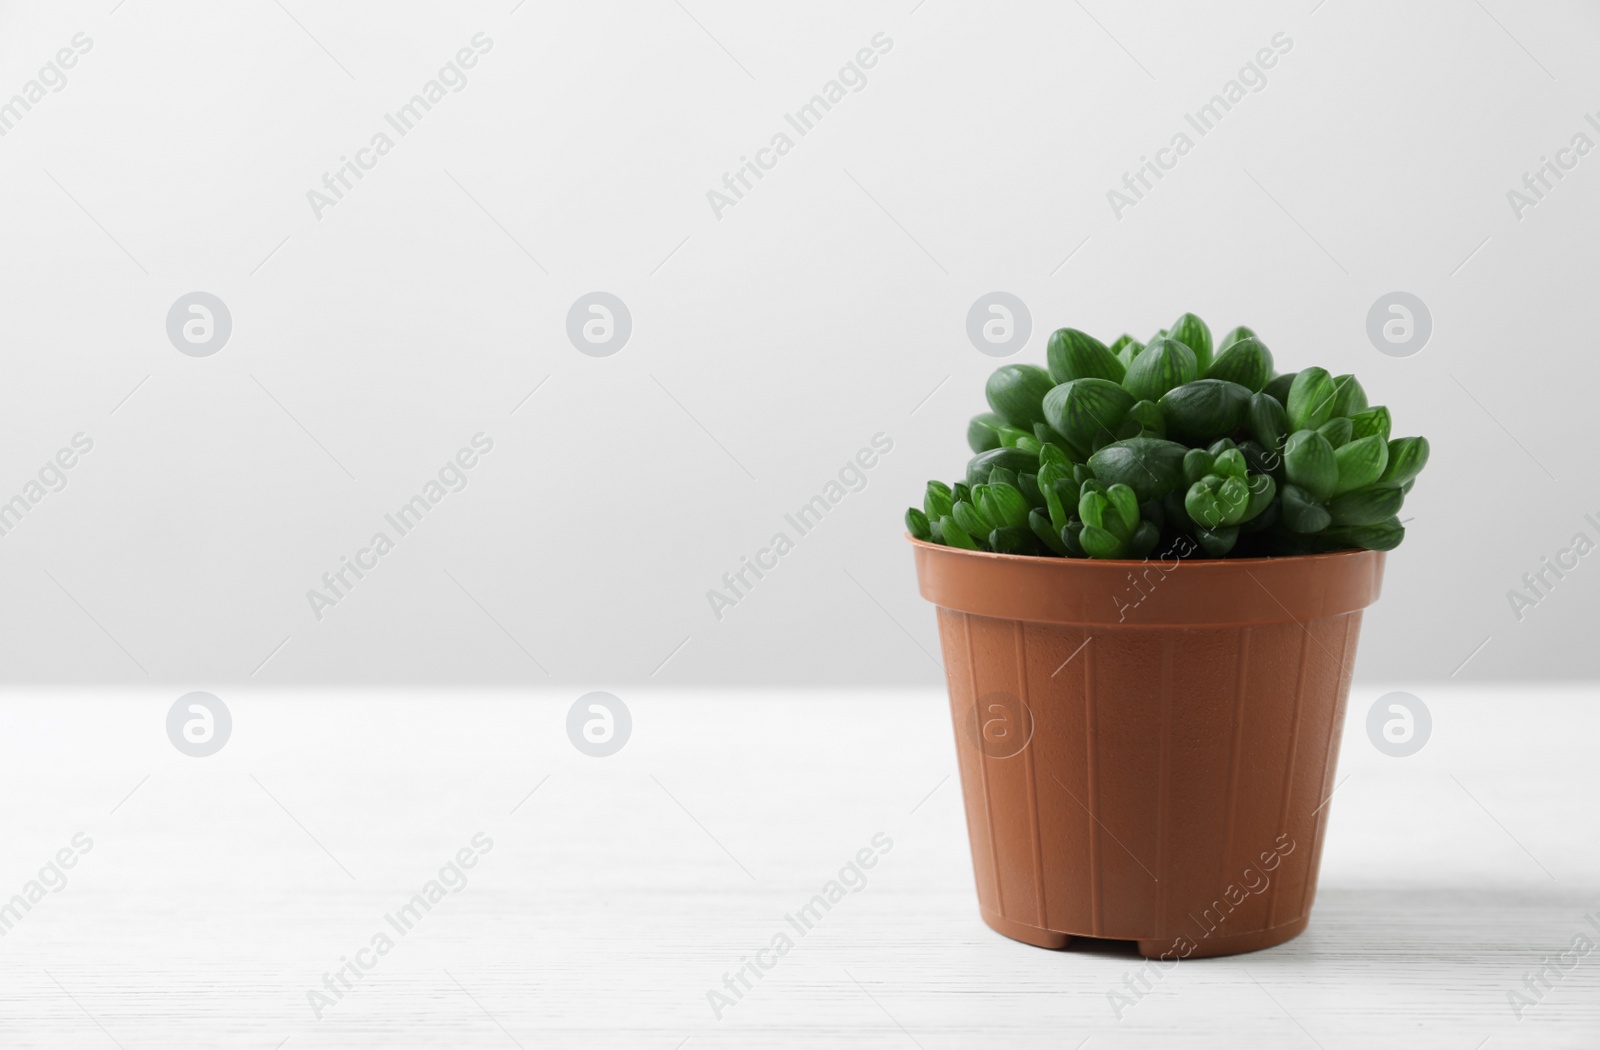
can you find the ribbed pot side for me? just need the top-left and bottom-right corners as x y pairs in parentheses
(911, 539), (1386, 959)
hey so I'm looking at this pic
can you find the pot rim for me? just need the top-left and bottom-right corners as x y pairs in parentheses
(908, 534), (1386, 625)
(905, 534), (1378, 568)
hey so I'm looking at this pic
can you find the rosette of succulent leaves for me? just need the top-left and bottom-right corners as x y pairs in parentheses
(907, 313), (1428, 560)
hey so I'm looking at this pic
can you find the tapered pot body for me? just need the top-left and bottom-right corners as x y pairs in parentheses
(911, 539), (1385, 958)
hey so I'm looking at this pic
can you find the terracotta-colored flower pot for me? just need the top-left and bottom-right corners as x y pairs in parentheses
(910, 538), (1385, 958)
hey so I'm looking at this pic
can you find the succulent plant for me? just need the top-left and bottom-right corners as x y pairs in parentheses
(907, 313), (1429, 559)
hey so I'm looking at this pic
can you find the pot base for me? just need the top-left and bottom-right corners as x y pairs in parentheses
(980, 909), (1309, 959)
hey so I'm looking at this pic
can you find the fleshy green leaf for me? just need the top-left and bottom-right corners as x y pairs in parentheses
(1316, 416), (1353, 448)
(1349, 405), (1392, 442)
(1377, 436), (1430, 488)
(1326, 485), (1404, 527)
(967, 413), (1005, 454)
(1280, 484), (1333, 534)
(984, 364), (1055, 429)
(1168, 312), (1214, 373)
(1332, 434), (1389, 496)
(1287, 367), (1337, 432)
(939, 514), (979, 550)
(1284, 429), (1338, 501)
(1047, 328), (1126, 384)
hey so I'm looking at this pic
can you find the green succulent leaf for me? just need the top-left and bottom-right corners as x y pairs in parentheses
(984, 363), (1055, 429)
(994, 424), (1035, 450)
(1377, 436), (1430, 488)
(967, 413), (1004, 453)
(1182, 448), (1215, 487)
(1185, 479), (1225, 530)
(1080, 524), (1126, 560)
(1077, 488), (1106, 530)
(966, 446), (1039, 487)
(1126, 399), (1165, 438)
(1316, 416), (1353, 448)
(1037, 440), (1070, 470)
(1332, 433), (1389, 496)
(1061, 519), (1086, 557)
(1280, 484), (1332, 534)
(1283, 429), (1338, 501)
(1017, 472), (1043, 507)
(1047, 328), (1125, 385)
(1213, 448), (1248, 479)
(1248, 391), (1289, 457)
(1105, 483), (1141, 535)
(1128, 520), (1161, 559)
(1157, 379), (1253, 445)
(989, 525), (1038, 555)
(1194, 525), (1239, 558)
(1287, 367), (1338, 432)
(1219, 325), (1256, 352)
(952, 499), (990, 539)
(924, 480), (953, 521)
(1321, 516), (1405, 552)
(979, 482), (1031, 530)
(1326, 485), (1404, 527)
(1043, 378), (1137, 459)
(939, 514), (980, 550)
(906, 507), (931, 540)
(1239, 439), (1279, 478)
(1168, 312), (1214, 373)
(1203, 336), (1274, 392)
(1122, 337), (1199, 403)
(1087, 436), (1189, 502)
(1029, 509), (1070, 555)
(1349, 405), (1392, 443)
(1262, 372), (1297, 406)
(1329, 374), (1368, 418)
(1109, 335), (1145, 371)
(1243, 472), (1277, 521)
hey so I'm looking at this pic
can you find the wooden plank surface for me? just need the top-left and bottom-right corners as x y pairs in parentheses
(0, 686), (1594, 1048)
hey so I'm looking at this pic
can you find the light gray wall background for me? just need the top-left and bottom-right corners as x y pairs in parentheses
(0, 0), (1594, 686)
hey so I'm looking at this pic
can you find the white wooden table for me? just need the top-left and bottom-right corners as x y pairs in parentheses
(0, 686), (1594, 1048)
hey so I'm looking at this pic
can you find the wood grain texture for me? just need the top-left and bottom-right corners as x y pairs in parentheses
(0, 686), (1593, 1048)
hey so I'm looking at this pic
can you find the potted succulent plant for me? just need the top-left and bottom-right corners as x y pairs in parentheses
(907, 313), (1428, 958)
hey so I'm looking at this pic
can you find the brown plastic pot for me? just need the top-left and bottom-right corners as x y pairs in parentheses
(910, 538), (1385, 958)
